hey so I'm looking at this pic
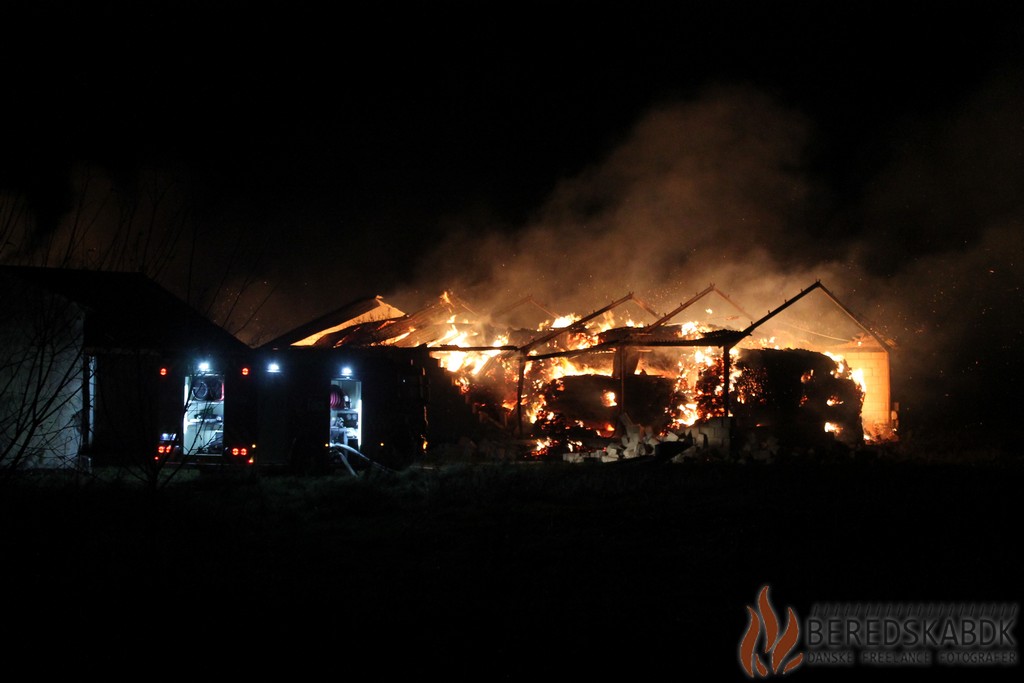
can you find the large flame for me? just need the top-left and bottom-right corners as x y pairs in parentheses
(356, 291), (887, 454)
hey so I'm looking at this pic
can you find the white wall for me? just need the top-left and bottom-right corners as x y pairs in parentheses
(0, 275), (85, 470)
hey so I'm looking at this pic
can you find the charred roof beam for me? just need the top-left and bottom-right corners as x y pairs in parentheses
(648, 283), (754, 330)
(489, 294), (557, 321)
(519, 292), (639, 353)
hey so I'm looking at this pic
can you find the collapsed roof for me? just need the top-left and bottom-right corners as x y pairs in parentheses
(264, 281), (892, 357)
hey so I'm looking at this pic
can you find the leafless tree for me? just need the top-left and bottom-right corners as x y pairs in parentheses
(1, 164), (274, 487)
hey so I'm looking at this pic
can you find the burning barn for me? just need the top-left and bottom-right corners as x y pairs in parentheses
(6, 266), (894, 475)
(269, 280), (896, 465)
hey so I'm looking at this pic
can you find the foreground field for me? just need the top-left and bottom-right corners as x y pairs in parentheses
(2, 453), (1021, 680)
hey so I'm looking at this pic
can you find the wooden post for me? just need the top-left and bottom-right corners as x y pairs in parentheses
(617, 346), (626, 431)
(723, 344), (734, 456)
(515, 353), (526, 436)
(722, 344), (731, 418)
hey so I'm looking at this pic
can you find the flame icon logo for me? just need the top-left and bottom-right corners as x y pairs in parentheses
(739, 585), (804, 677)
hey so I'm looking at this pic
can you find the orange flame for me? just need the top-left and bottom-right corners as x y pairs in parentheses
(738, 585), (803, 677)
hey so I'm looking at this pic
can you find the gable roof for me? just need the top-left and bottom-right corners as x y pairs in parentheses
(260, 295), (406, 349)
(0, 266), (248, 355)
(739, 280), (894, 352)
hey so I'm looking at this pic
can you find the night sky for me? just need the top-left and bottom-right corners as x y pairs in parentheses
(2, 1), (1023, 442)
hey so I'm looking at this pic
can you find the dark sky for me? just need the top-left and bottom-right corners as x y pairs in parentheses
(3, 3), (1018, 252)
(3, 1), (1023, 439)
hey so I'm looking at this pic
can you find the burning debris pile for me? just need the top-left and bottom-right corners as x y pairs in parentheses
(285, 282), (894, 463)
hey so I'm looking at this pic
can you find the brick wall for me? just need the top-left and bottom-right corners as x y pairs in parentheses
(841, 347), (893, 439)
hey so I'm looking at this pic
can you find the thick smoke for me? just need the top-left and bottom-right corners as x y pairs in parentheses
(395, 78), (1023, 441)
(402, 85), (833, 318)
(849, 67), (1024, 438)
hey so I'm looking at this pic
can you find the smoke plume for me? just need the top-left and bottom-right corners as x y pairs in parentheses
(394, 77), (1023, 440)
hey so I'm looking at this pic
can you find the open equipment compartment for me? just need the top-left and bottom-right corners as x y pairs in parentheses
(183, 368), (225, 457)
(329, 375), (362, 453)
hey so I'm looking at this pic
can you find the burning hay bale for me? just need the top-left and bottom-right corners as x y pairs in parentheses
(531, 375), (693, 462)
(539, 373), (676, 436)
(698, 348), (865, 449)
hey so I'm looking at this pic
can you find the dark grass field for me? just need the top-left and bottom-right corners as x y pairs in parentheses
(2, 451), (1021, 680)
